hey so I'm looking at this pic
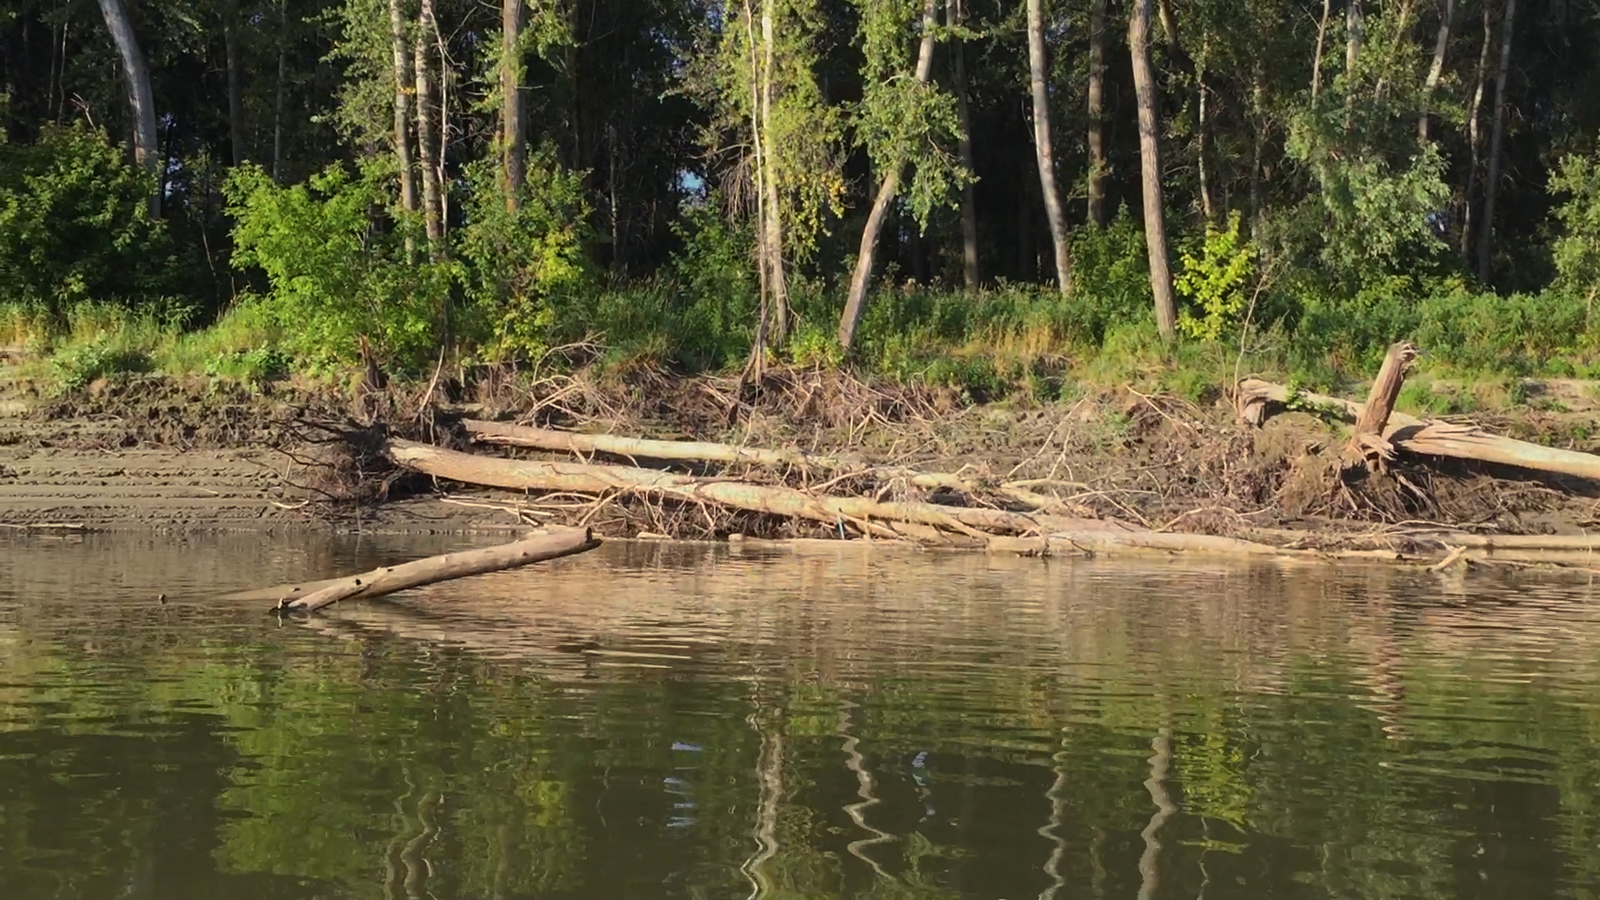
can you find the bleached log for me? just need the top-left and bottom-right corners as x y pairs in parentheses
(385, 439), (1044, 537)
(1237, 378), (1600, 483)
(229, 528), (601, 613)
(463, 420), (1066, 511)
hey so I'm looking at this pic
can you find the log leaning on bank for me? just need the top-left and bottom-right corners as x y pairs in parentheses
(1237, 378), (1600, 483)
(229, 528), (601, 613)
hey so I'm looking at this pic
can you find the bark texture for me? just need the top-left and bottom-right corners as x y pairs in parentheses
(1087, 0), (1108, 226)
(389, 0), (418, 219)
(1129, 0), (1178, 342)
(1027, 0), (1073, 294)
(97, 0), (160, 217)
(502, 0), (526, 209)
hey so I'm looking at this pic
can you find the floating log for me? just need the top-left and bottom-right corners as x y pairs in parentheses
(385, 439), (1046, 537)
(229, 528), (601, 613)
(988, 530), (1409, 562)
(1237, 377), (1600, 483)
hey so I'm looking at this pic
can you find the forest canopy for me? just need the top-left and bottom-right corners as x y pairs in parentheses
(3, 0), (1600, 389)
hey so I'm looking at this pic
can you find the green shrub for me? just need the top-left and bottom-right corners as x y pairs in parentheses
(225, 160), (443, 373)
(0, 124), (178, 317)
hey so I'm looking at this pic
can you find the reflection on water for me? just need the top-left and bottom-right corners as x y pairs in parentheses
(3, 532), (1600, 899)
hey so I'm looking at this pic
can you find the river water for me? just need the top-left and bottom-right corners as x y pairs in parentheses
(2, 532), (1599, 900)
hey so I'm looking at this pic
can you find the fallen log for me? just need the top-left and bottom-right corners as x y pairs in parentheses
(988, 530), (1410, 562)
(1237, 378), (1600, 483)
(228, 528), (602, 613)
(462, 420), (1066, 512)
(385, 439), (1046, 537)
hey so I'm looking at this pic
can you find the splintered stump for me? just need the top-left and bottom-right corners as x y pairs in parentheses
(228, 528), (601, 614)
(1345, 340), (1419, 473)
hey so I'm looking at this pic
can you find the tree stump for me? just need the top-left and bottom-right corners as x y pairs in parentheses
(1345, 340), (1419, 472)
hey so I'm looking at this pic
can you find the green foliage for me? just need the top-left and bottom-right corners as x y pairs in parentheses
(1176, 211), (1257, 341)
(225, 160), (443, 373)
(1065, 209), (1154, 343)
(1550, 149), (1600, 307)
(0, 124), (175, 316)
(457, 150), (594, 362)
(851, 0), (971, 229)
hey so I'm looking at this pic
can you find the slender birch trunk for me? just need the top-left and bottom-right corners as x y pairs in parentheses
(1197, 37), (1214, 223)
(837, 0), (941, 351)
(415, 0), (444, 254)
(1130, 0), (1178, 342)
(1477, 0), (1516, 282)
(1418, 0), (1455, 141)
(1027, 0), (1073, 295)
(97, 0), (160, 217)
(388, 0), (418, 223)
(760, 0), (788, 344)
(1461, 1), (1493, 260)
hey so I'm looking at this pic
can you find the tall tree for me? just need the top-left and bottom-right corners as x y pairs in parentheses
(1460, 0), (1493, 260)
(1087, 0), (1108, 226)
(1418, 0), (1455, 142)
(223, 0), (247, 166)
(1026, 0), (1072, 295)
(759, 0), (789, 343)
(1129, 0), (1177, 342)
(1477, 0), (1516, 282)
(502, 0), (526, 209)
(415, 0), (444, 253)
(96, 0), (160, 217)
(837, 0), (954, 350)
(388, 0), (418, 226)
(948, 0), (979, 289)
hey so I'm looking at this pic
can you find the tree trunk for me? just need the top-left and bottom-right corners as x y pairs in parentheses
(96, 0), (160, 218)
(1130, 0), (1178, 342)
(415, 0), (444, 255)
(760, 0), (789, 344)
(502, 0), (525, 210)
(949, 0), (980, 288)
(1461, 1), (1492, 260)
(1349, 340), (1419, 465)
(1026, 0), (1073, 295)
(388, 0), (418, 220)
(273, 0), (286, 181)
(742, 0), (772, 379)
(1087, 0), (1108, 226)
(1418, 0), (1455, 141)
(1312, 0), (1332, 101)
(223, 0), (247, 166)
(1249, 64), (1265, 232)
(1476, 0), (1516, 283)
(1196, 39), (1213, 224)
(1346, 0), (1364, 74)
(837, 0), (940, 351)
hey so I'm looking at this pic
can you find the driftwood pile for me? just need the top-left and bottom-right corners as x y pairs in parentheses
(313, 340), (1598, 574)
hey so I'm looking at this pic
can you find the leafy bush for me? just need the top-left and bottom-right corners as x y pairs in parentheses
(0, 124), (177, 317)
(225, 160), (444, 372)
(458, 149), (594, 362)
(1176, 211), (1257, 341)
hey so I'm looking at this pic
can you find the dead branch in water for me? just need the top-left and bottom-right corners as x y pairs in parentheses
(228, 528), (601, 614)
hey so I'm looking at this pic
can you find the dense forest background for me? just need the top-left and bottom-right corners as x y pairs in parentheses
(4, 0), (1600, 392)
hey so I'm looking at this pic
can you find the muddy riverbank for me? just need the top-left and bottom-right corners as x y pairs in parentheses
(3, 358), (1599, 549)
